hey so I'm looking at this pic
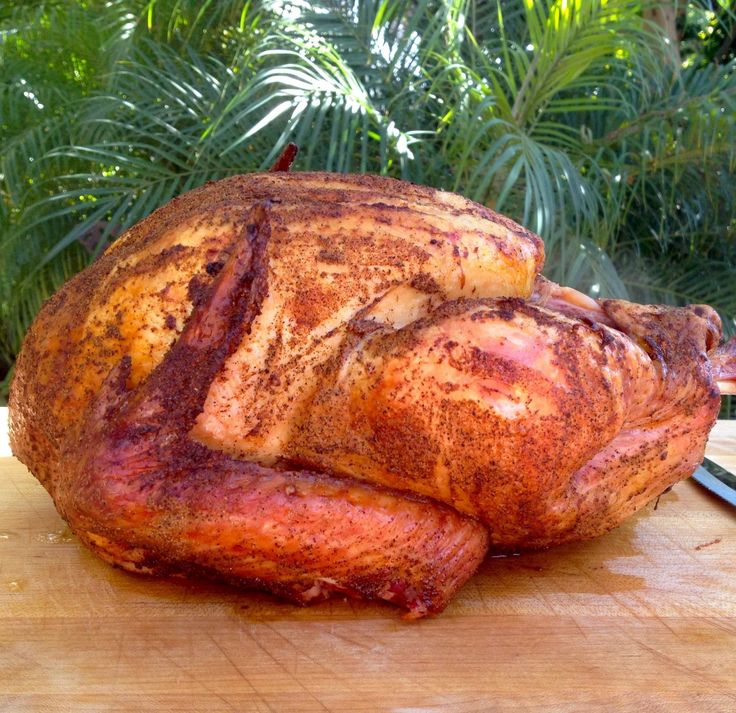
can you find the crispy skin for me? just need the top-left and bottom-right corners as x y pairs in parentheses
(8, 171), (726, 615)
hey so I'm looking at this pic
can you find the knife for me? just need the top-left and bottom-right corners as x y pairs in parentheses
(691, 457), (736, 508)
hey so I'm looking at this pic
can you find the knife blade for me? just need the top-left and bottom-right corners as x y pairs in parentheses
(691, 457), (736, 508)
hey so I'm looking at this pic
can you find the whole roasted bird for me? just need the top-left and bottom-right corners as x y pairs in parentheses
(9, 164), (736, 617)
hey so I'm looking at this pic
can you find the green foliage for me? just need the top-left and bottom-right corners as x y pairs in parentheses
(681, 0), (736, 65)
(1, 0), (735, 407)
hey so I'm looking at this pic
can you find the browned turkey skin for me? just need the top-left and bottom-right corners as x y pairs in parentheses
(9, 170), (735, 617)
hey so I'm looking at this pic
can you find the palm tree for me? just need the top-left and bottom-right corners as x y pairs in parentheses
(1, 0), (735, 416)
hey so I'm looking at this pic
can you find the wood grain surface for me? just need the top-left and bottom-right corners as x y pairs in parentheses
(1, 408), (734, 713)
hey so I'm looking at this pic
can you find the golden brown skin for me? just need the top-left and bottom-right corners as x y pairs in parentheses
(8, 171), (730, 615)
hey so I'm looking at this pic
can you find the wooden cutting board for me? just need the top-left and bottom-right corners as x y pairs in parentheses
(1, 407), (734, 712)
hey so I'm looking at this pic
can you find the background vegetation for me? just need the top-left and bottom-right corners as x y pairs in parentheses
(1, 0), (735, 414)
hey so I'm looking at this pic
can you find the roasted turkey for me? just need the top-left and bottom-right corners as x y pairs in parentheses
(9, 165), (736, 617)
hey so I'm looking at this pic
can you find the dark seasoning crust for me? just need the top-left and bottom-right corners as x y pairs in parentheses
(8, 171), (725, 616)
